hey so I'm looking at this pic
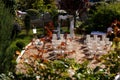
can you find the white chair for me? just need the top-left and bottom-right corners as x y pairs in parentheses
(86, 34), (91, 39)
(101, 35), (105, 40)
(52, 34), (57, 40)
(93, 35), (98, 40)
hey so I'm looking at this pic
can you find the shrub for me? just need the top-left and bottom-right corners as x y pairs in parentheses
(16, 41), (25, 50)
(81, 2), (120, 33)
(26, 9), (40, 20)
(100, 50), (120, 76)
(24, 14), (31, 35)
(0, 0), (14, 73)
(0, 72), (14, 80)
(15, 57), (116, 80)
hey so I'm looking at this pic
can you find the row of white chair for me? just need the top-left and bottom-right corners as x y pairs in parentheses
(84, 34), (112, 56)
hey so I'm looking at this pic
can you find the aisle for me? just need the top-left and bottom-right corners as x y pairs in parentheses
(16, 34), (109, 73)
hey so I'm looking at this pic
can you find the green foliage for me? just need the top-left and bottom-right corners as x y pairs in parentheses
(0, 1), (13, 52)
(32, 0), (45, 12)
(0, 0), (16, 73)
(16, 0), (36, 10)
(0, 72), (15, 80)
(1, 58), (118, 80)
(2, 0), (16, 15)
(12, 29), (34, 46)
(16, 58), (78, 79)
(81, 2), (120, 33)
(32, 0), (57, 13)
(26, 9), (40, 20)
(15, 57), (116, 80)
(16, 0), (57, 15)
(16, 41), (25, 50)
(24, 14), (31, 35)
(100, 51), (120, 74)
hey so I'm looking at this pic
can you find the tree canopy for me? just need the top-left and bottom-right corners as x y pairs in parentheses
(59, 0), (89, 15)
(2, 0), (16, 15)
(16, 0), (57, 12)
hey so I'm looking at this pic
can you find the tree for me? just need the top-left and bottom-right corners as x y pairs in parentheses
(16, 0), (57, 13)
(80, 2), (120, 33)
(32, 0), (57, 14)
(59, 0), (89, 15)
(59, 0), (89, 27)
(59, 0), (80, 15)
(16, 0), (36, 10)
(2, 0), (16, 15)
(16, 0), (58, 19)
(0, 1), (15, 73)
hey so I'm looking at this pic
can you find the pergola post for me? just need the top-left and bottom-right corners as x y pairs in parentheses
(57, 21), (61, 40)
(70, 16), (75, 38)
(57, 14), (75, 39)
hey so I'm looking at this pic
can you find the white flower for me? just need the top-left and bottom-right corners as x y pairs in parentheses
(114, 74), (120, 80)
(36, 76), (40, 80)
(67, 68), (75, 77)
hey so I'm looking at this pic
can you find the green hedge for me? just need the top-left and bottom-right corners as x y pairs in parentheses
(16, 41), (25, 50)
(26, 9), (40, 20)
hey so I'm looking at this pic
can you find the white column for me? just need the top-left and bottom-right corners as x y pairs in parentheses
(70, 16), (75, 38)
(57, 20), (61, 39)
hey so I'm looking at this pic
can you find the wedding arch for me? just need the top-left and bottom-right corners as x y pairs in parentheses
(56, 14), (75, 39)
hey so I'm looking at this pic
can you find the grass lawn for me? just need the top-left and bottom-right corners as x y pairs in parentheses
(10, 28), (44, 51)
